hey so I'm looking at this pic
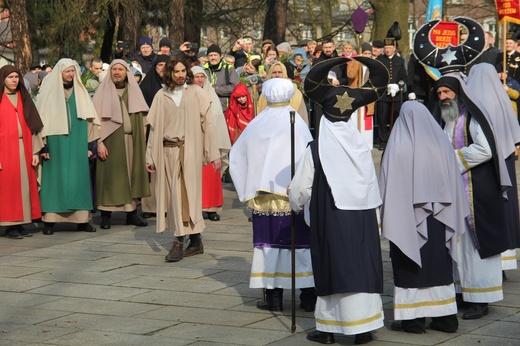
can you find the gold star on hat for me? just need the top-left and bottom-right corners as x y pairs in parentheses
(333, 91), (355, 113)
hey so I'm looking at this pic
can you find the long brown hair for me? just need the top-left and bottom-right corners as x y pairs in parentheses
(163, 55), (194, 89)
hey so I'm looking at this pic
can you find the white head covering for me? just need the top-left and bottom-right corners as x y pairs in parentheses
(191, 65), (231, 172)
(92, 59), (149, 141)
(230, 78), (312, 202)
(318, 116), (381, 210)
(467, 63), (520, 158)
(380, 102), (469, 266)
(36, 58), (100, 137)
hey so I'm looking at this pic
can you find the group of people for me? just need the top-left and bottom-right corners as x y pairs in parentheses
(227, 23), (519, 346)
(2, 23), (520, 345)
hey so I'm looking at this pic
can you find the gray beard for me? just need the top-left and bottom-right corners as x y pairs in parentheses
(440, 98), (459, 124)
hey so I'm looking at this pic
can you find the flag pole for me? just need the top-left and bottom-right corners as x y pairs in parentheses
(503, 23), (507, 86)
(290, 110), (296, 333)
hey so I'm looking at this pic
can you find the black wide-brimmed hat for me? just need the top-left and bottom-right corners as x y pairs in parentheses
(413, 16), (485, 75)
(304, 57), (389, 122)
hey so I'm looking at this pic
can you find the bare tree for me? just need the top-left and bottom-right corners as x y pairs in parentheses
(369, 0), (410, 58)
(8, 0), (31, 73)
(169, 0), (184, 47)
(185, 0), (203, 44)
(263, 0), (288, 43)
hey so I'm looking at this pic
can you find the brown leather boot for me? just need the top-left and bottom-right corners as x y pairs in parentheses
(165, 241), (184, 262)
(184, 234), (204, 257)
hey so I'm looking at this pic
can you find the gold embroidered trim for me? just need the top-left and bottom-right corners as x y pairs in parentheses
(461, 285), (502, 293)
(394, 297), (456, 309)
(316, 308), (383, 327)
(250, 271), (314, 278)
(267, 101), (290, 107)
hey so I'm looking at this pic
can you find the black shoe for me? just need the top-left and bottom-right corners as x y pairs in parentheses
(256, 288), (283, 311)
(300, 303), (315, 312)
(165, 242), (184, 262)
(462, 304), (489, 320)
(78, 223), (96, 232)
(142, 212), (156, 219)
(184, 237), (204, 257)
(456, 293), (471, 309)
(100, 212), (111, 229)
(18, 226), (33, 237)
(248, 216), (253, 222)
(306, 330), (335, 344)
(429, 321), (457, 333)
(100, 221), (111, 229)
(354, 332), (373, 344)
(42, 223), (54, 235)
(126, 211), (148, 227)
(5, 227), (23, 239)
(202, 212), (209, 219)
(207, 212), (220, 221)
(391, 320), (426, 334)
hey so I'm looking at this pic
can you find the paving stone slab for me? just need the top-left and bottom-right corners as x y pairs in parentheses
(0, 277), (54, 292)
(124, 289), (253, 309)
(0, 324), (76, 343)
(10, 257), (127, 272)
(0, 306), (71, 325)
(468, 320), (520, 339)
(38, 312), (176, 335)
(153, 322), (292, 345)
(135, 305), (269, 327)
(244, 314), (315, 332)
(23, 268), (139, 286)
(27, 282), (150, 300)
(0, 291), (61, 308)
(45, 330), (192, 346)
(437, 334), (520, 345)
(0, 265), (48, 278)
(198, 268), (251, 284)
(115, 275), (230, 293)
(33, 297), (160, 317)
(105, 263), (221, 278)
(11, 248), (112, 261)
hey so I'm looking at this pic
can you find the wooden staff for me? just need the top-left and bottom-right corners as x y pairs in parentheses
(290, 110), (296, 333)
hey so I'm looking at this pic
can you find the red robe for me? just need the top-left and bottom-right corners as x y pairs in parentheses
(202, 164), (223, 209)
(0, 93), (41, 222)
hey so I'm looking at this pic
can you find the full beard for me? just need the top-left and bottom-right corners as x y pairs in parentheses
(440, 98), (459, 124)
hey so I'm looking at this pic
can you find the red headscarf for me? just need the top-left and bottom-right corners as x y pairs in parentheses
(224, 83), (254, 144)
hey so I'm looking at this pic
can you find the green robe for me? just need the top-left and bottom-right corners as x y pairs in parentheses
(95, 90), (150, 206)
(40, 91), (93, 212)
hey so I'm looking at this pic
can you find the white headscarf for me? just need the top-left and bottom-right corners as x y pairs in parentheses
(191, 66), (231, 171)
(36, 58), (100, 137)
(230, 78), (312, 202)
(318, 116), (381, 210)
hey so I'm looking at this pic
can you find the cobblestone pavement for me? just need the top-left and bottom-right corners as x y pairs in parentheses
(0, 150), (519, 345)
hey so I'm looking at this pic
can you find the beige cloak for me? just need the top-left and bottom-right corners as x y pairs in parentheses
(146, 85), (220, 236)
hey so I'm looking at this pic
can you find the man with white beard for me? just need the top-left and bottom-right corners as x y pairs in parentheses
(432, 75), (512, 320)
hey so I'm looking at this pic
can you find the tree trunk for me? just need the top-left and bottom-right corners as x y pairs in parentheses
(10, 0), (32, 74)
(184, 0), (203, 45)
(263, 0), (288, 44)
(120, 1), (143, 54)
(169, 0), (184, 47)
(370, 0), (410, 59)
(320, 0), (333, 38)
(100, 5), (116, 63)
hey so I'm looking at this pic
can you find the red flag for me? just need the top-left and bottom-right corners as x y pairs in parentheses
(496, 0), (520, 25)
